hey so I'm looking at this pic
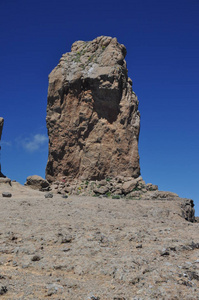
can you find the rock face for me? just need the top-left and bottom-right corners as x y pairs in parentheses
(46, 36), (140, 182)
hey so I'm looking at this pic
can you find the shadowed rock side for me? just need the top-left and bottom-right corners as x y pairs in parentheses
(46, 36), (140, 182)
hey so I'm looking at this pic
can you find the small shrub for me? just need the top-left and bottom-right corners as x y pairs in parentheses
(105, 191), (111, 197)
(93, 193), (100, 197)
(112, 195), (120, 199)
(106, 177), (111, 182)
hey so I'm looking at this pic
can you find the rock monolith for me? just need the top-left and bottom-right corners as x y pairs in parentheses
(46, 36), (140, 182)
(0, 117), (5, 177)
(0, 118), (3, 141)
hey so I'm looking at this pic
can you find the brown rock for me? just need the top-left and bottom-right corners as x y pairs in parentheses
(122, 176), (145, 194)
(181, 198), (195, 223)
(93, 185), (109, 195)
(25, 175), (50, 191)
(146, 183), (158, 191)
(46, 36), (140, 182)
(0, 118), (3, 141)
(0, 118), (5, 178)
(0, 178), (11, 185)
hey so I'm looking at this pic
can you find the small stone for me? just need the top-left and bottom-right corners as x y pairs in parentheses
(160, 249), (170, 256)
(61, 235), (73, 244)
(2, 192), (12, 198)
(136, 244), (142, 249)
(90, 296), (100, 300)
(31, 255), (41, 262)
(0, 286), (7, 295)
(45, 192), (53, 198)
(46, 283), (63, 296)
(62, 194), (68, 198)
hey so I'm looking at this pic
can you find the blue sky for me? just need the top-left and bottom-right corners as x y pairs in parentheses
(1, 0), (199, 215)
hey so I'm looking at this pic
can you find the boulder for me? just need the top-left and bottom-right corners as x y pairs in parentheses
(122, 179), (138, 194)
(146, 183), (158, 191)
(0, 178), (11, 185)
(25, 175), (50, 191)
(93, 186), (109, 195)
(46, 36), (140, 183)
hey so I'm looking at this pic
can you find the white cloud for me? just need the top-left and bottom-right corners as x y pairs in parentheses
(22, 134), (48, 152)
(0, 141), (12, 147)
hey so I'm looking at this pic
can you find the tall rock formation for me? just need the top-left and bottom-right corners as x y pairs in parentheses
(0, 118), (3, 141)
(0, 117), (4, 177)
(46, 36), (140, 182)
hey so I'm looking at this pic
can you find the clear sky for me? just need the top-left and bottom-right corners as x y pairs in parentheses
(1, 0), (199, 215)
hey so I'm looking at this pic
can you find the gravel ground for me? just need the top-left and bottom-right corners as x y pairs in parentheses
(0, 182), (198, 299)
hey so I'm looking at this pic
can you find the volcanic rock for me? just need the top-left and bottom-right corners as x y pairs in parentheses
(25, 175), (50, 191)
(0, 118), (3, 140)
(0, 117), (5, 178)
(2, 192), (12, 198)
(46, 36), (140, 182)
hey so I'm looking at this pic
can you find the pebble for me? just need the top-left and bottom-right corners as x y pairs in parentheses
(2, 192), (12, 198)
(45, 193), (53, 198)
(31, 255), (41, 262)
(62, 194), (68, 198)
(46, 283), (63, 296)
(0, 286), (7, 295)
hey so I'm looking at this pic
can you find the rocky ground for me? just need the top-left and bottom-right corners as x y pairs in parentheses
(0, 181), (199, 299)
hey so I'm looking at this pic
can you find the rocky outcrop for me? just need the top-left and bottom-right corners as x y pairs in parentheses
(0, 117), (5, 177)
(181, 199), (195, 223)
(46, 36), (140, 182)
(0, 118), (3, 141)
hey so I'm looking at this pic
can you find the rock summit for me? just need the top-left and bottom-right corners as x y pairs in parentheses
(46, 36), (140, 182)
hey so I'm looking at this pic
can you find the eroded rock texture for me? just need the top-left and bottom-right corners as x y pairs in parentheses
(46, 36), (140, 182)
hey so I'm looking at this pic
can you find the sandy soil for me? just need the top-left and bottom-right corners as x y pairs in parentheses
(0, 182), (198, 299)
